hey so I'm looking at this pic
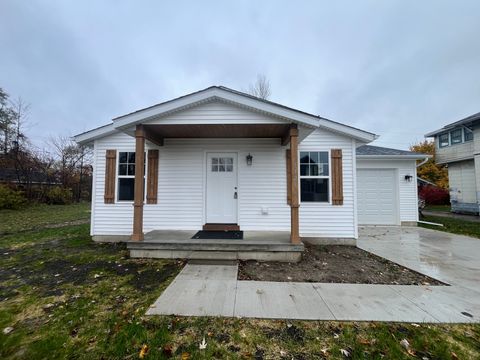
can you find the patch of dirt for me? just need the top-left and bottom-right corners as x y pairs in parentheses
(238, 245), (445, 285)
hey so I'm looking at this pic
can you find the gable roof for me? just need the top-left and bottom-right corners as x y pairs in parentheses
(425, 111), (480, 137)
(74, 86), (377, 145)
(356, 145), (428, 159)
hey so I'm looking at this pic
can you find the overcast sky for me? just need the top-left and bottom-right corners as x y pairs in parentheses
(1, 0), (479, 150)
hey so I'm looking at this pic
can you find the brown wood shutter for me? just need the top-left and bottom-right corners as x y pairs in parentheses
(331, 149), (343, 205)
(104, 150), (116, 204)
(286, 149), (291, 205)
(146, 149), (159, 204)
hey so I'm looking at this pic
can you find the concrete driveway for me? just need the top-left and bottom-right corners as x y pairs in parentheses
(358, 226), (480, 291)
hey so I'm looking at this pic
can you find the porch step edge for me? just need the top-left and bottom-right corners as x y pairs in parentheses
(127, 242), (304, 252)
(129, 249), (302, 262)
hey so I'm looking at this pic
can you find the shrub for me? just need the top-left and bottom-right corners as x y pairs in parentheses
(419, 185), (449, 205)
(0, 185), (26, 209)
(45, 187), (73, 205)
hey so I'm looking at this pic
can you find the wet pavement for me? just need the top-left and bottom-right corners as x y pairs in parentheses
(147, 227), (480, 323)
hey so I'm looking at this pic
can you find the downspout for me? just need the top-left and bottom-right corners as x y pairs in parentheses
(416, 156), (429, 168)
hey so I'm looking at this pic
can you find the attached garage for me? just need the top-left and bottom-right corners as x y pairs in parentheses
(356, 145), (429, 226)
(357, 168), (398, 225)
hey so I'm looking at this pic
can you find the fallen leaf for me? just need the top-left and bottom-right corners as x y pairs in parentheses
(358, 338), (371, 345)
(3, 327), (13, 335)
(199, 337), (207, 350)
(163, 344), (173, 356)
(181, 352), (190, 360)
(407, 349), (416, 356)
(340, 348), (350, 357)
(411, 323), (420, 327)
(333, 333), (340, 339)
(400, 339), (410, 350)
(451, 352), (458, 360)
(139, 344), (148, 359)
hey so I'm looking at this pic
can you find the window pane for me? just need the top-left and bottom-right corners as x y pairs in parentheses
(119, 152), (127, 163)
(219, 165), (225, 172)
(309, 152), (319, 164)
(310, 164), (319, 176)
(300, 152), (309, 164)
(226, 164), (233, 172)
(128, 152), (136, 164)
(300, 164), (309, 176)
(301, 178), (329, 202)
(219, 158), (225, 165)
(128, 164), (135, 176)
(450, 129), (462, 144)
(464, 128), (473, 141)
(118, 178), (135, 201)
(212, 164), (218, 172)
(226, 157), (233, 165)
(319, 152), (328, 164)
(118, 164), (127, 176)
(439, 134), (449, 147)
(212, 158), (218, 165)
(322, 164), (329, 175)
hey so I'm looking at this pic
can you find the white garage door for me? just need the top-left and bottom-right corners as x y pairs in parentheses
(357, 169), (398, 225)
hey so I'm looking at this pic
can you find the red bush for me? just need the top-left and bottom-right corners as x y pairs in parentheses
(419, 185), (449, 205)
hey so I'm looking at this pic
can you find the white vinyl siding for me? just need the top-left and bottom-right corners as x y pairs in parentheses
(92, 133), (291, 235)
(147, 100), (290, 125)
(356, 159), (419, 223)
(299, 130), (355, 238)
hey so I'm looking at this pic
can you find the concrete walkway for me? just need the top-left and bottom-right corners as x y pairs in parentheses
(147, 227), (480, 323)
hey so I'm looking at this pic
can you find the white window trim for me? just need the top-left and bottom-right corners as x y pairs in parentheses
(464, 127), (474, 142)
(115, 150), (147, 203)
(299, 149), (331, 204)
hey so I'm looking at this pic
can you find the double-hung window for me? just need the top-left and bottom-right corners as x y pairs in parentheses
(117, 152), (145, 201)
(300, 151), (329, 202)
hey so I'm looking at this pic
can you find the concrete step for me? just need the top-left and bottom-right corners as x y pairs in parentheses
(127, 240), (304, 253)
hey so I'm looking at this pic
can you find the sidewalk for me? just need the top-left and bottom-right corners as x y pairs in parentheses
(146, 263), (479, 323)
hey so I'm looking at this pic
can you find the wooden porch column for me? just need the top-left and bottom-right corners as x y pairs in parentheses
(289, 126), (300, 244)
(131, 125), (145, 241)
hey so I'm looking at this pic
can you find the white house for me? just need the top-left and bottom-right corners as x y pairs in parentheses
(75, 86), (426, 261)
(425, 112), (480, 215)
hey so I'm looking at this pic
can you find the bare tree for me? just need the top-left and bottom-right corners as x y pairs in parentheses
(49, 135), (93, 201)
(248, 74), (271, 100)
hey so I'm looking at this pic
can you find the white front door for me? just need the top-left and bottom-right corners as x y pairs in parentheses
(206, 153), (238, 223)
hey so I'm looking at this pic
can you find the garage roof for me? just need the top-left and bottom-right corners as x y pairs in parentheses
(356, 145), (428, 159)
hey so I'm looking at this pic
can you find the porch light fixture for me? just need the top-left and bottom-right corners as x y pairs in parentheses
(404, 174), (413, 182)
(246, 153), (253, 166)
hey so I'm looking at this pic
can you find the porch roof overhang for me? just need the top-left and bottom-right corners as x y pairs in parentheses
(141, 123), (295, 146)
(74, 86), (378, 146)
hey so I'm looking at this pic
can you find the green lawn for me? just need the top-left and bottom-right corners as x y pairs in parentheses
(1, 205), (479, 359)
(420, 214), (480, 239)
(424, 205), (451, 213)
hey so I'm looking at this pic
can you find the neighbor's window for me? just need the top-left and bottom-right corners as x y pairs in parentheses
(300, 151), (329, 202)
(117, 152), (145, 201)
(450, 128), (463, 145)
(439, 133), (449, 148)
(464, 128), (474, 142)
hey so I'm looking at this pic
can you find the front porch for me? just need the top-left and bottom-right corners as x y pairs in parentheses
(127, 230), (304, 262)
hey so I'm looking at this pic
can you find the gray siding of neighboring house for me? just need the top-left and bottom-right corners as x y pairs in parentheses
(436, 137), (474, 164)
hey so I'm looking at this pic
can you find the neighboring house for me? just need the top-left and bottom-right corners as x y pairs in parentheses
(74, 86), (427, 261)
(425, 112), (480, 215)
